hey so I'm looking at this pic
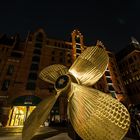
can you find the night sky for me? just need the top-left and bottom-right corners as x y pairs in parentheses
(0, 0), (140, 53)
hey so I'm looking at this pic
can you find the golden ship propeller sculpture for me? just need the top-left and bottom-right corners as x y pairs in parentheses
(22, 43), (130, 140)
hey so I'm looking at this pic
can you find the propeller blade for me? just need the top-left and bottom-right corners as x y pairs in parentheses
(69, 46), (109, 86)
(22, 93), (60, 140)
(68, 83), (130, 140)
(39, 64), (68, 84)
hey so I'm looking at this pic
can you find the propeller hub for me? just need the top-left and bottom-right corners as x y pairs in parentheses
(55, 75), (71, 91)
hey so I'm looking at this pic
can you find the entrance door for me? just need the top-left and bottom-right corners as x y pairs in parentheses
(9, 106), (35, 126)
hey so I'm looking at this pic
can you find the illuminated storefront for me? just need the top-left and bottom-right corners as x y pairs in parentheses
(9, 106), (35, 126)
(8, 95), (41, 126)
(7, 95), (64, 126)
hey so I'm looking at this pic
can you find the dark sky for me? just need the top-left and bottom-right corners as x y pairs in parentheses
(0, 0), (139, 53)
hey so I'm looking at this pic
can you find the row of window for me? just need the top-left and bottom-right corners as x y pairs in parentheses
(124, 75), (140, 85)
(46, 40), (72, 49)
(51, 57), (64, 63)
(1, 34), (43, 91)
(1, 64), (38, 91)
(26, 38), (42, 90)
(121, 64), (139, 76)
(51, 51), (73, 64)
(36, 32), (80, 49)
(51, 51), (64, 56)
(76, 44), (81, 58)
(36, 32), (71, 57)
(119, 55), (137, 69)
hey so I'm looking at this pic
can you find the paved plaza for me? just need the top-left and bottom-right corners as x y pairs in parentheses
(0, 126), (137, 140)
(0, 133), (72, 140)
(0, 126), (72, 140)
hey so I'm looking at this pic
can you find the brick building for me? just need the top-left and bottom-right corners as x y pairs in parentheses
(0, 28), (127, 127)
(116, 37), (140, 105)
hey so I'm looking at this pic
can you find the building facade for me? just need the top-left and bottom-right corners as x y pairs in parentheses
(0, 28), (127, 127)
(116, 37), (140, 105)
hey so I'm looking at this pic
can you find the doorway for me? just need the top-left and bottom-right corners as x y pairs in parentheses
(9, 106), (35, 126)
